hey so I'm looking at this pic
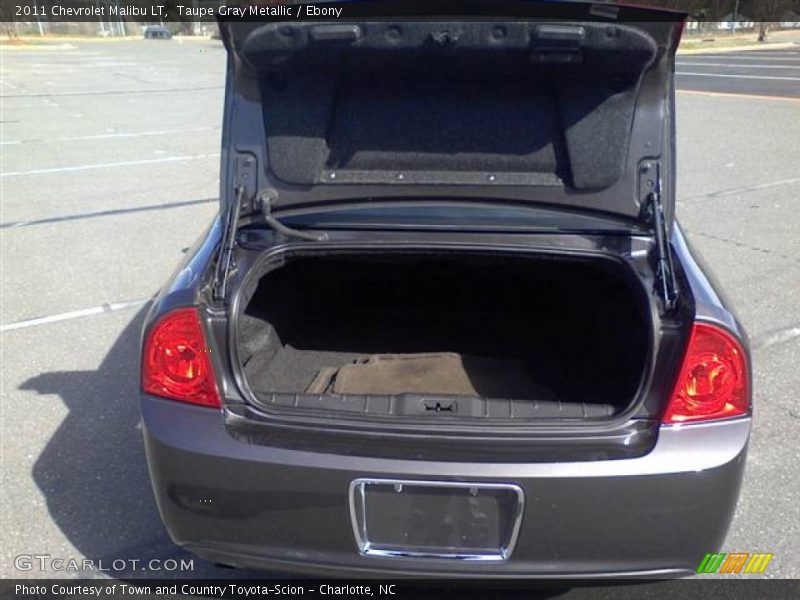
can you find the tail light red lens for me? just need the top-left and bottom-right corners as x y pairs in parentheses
(142, 307), (221, 408)
(662, 322), (749, 424)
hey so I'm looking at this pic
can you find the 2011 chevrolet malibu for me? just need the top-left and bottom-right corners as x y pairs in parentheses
(140, 2), (750, 578)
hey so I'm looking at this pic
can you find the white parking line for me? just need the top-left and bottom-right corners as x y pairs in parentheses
(677, 71), (800, 81)
(0, 299), (149, 332)
(677, 89), (800, 102)
(1, 153), (220, 177)
(753, 326), (800, 351)
(0, 85), (222, 98)
(676, 62), (800, 69)
(726, 52), (800, 56)
(1, 125), (219, 145)
(682, 55), (800, 61)
(680, 177), (800, 202)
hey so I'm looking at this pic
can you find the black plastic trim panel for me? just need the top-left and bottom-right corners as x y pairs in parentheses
(224, 404), (657, 462)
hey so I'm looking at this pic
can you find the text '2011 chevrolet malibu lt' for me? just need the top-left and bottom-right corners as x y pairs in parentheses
(140, 2), (750, 578)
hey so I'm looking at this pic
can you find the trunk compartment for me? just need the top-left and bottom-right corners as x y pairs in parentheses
(234, 249), (651, 423)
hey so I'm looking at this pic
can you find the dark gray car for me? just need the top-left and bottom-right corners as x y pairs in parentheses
(140, 2), (750, 578)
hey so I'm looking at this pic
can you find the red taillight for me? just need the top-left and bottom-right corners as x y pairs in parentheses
(662, 322), (749, 424)
(142, 307), (221, 408)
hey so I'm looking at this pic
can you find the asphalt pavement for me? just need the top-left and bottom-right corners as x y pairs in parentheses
(0, 38), (798, 582)
(677, 46), (800, 98)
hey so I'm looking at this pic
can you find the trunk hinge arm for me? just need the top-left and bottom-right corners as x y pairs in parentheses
(642, 163), (678, 313)
(258, 188), (328, 242)
(212, 184), (245, 303)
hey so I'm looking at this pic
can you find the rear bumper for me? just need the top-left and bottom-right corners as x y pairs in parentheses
(141, 395), (748, 578)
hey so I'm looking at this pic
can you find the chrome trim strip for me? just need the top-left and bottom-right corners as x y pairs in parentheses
(348, 478), (525, 561)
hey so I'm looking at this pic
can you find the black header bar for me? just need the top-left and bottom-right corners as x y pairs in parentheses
(3, 0), (686, 24)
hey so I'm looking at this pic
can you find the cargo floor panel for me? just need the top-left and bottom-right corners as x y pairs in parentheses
(236, 251), (649, 421)
(244, 345), (362, 395)
(328, 353), (551, 398)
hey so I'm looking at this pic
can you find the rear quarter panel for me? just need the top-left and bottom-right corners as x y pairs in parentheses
(140, 216), (222, 348)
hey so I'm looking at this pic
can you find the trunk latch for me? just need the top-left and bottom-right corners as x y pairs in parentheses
(424, 400), (456, 413)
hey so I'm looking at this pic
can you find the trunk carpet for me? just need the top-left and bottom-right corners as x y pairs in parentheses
(246, 348), (557, 401)
(332, 352), (555, 399)
(244, 346), (362, 394)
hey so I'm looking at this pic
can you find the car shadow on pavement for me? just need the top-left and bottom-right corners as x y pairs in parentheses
(20, 306), (254, 579)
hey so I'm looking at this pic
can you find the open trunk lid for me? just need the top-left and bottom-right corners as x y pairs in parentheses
(217, 1), (685, 223)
